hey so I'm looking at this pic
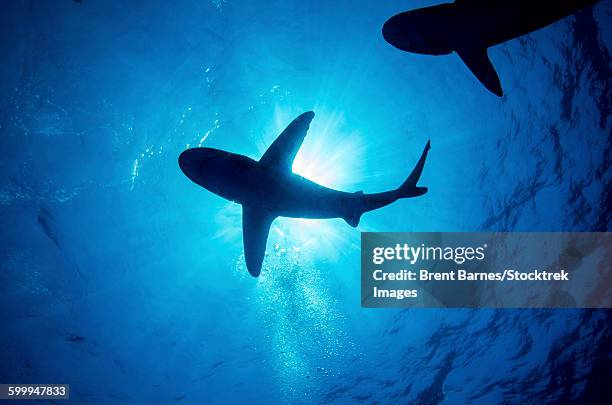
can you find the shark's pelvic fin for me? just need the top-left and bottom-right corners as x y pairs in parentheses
(343, 191), (364, 228)
(398, 140), (430, 198)
(457, 48), (503, 97)
(242, 206), (276, 277)
(259, 111), (315, 172)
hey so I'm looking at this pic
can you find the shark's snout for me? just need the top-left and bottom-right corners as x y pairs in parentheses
(383, 9), (454, 56)
(382, 18), (402, 46)
(179, 148), (204, 182)
(383, 15), (428, 54)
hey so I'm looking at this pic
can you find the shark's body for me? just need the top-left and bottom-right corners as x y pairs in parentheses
(382, 0), (600, 96)
(179, 112), (430, 276)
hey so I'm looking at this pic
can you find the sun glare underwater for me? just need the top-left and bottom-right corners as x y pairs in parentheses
(0, 0), (611, 403)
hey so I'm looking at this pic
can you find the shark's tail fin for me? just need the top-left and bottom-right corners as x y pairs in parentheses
(397, 140), (430, 198)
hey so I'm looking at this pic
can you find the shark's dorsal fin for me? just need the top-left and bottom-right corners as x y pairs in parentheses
(456, 48), (504, 97)
(259, 111), (315, 172)
(242, 206), (276, 277)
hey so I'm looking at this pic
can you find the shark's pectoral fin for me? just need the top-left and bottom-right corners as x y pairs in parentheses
(242, 206), (276, 277)
(456, 48), (503, 97)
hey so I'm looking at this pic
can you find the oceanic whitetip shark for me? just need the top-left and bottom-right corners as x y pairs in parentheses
(179, 112), (430, 277)
(382, 0), (601, 96)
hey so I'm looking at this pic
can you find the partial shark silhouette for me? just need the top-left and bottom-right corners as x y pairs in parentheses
(382, 0), (601, 96)
(179, 112), (430, 277)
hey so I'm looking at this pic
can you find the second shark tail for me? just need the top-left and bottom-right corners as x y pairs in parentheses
(397, 140), (430, 198)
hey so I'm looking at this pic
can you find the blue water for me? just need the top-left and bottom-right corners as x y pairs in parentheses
(1, 0), (610, 403)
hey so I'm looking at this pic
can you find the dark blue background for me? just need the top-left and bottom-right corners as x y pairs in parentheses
(0, 0), (610, 403)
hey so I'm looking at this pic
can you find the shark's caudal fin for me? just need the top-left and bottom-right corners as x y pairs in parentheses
(457, 48), (503, 97)
(397, 140), (430, 198)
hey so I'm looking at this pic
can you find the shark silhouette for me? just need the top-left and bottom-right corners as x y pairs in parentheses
(179, 112), (430, 277)
(382, 0), (601, 96)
